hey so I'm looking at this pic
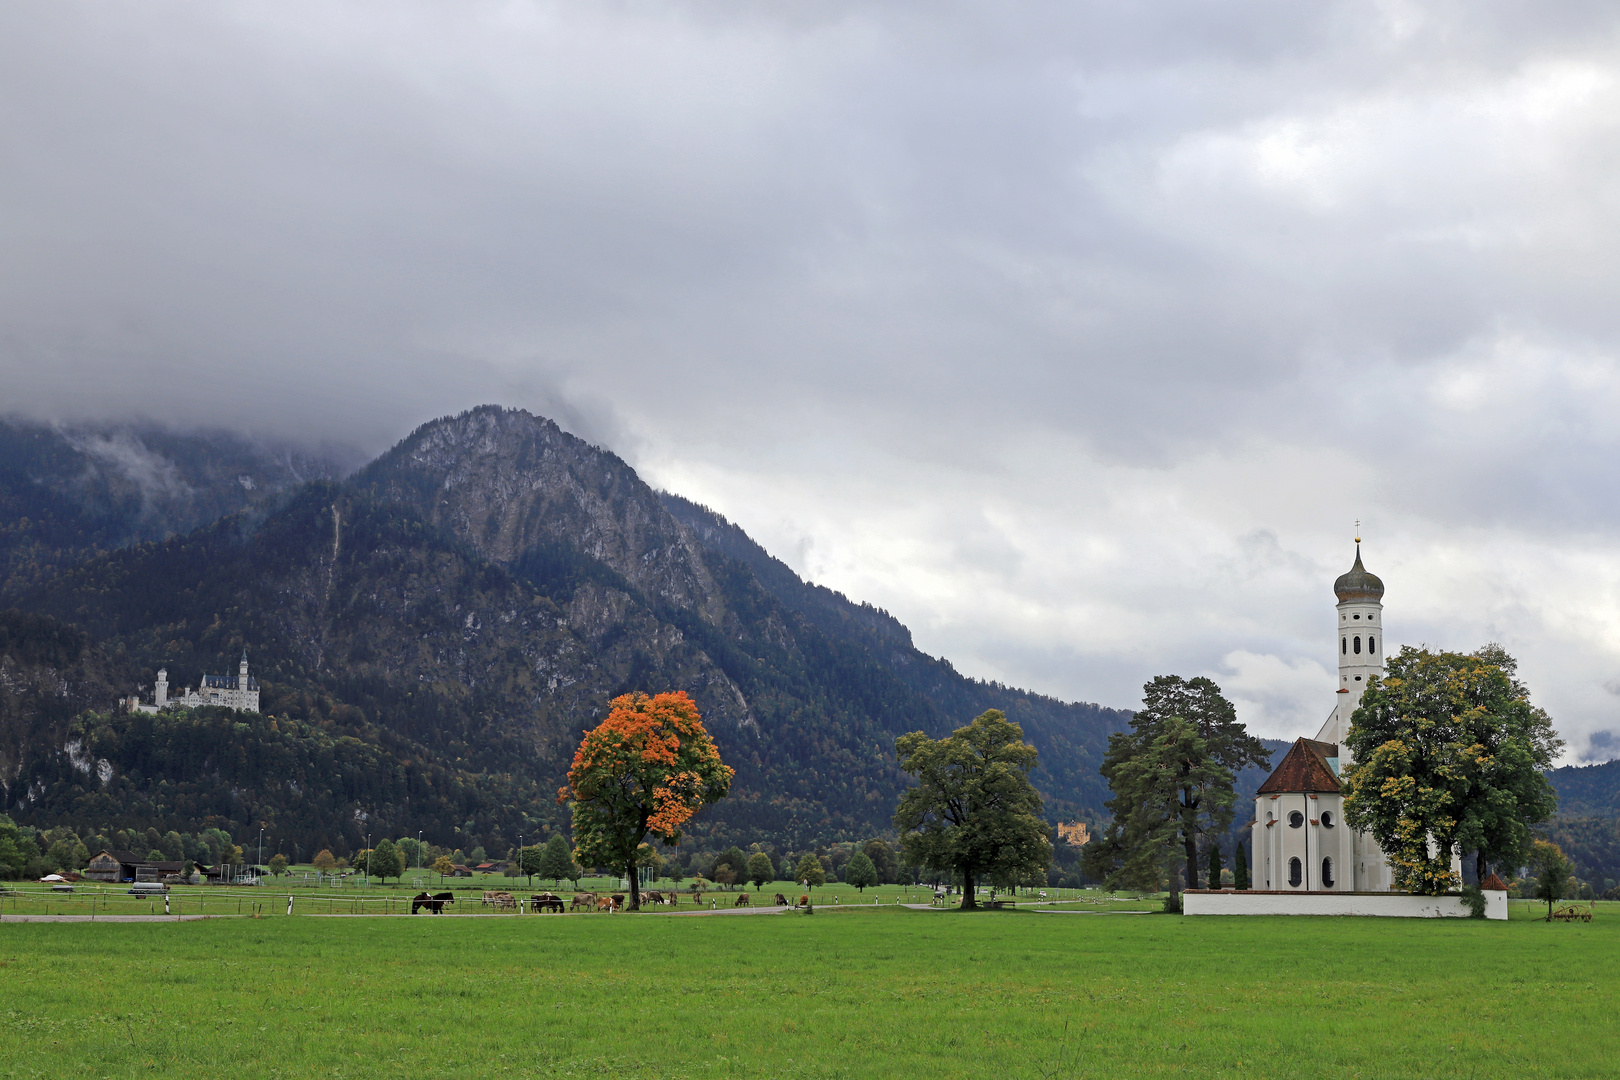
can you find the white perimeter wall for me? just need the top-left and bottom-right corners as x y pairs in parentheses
(1182, 890), (1507, 920)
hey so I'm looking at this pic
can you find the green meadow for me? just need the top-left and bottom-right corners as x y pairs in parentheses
(0, 902), (1613, 1080)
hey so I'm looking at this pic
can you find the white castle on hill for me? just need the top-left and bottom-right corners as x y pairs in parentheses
(127, 652), (260, 714)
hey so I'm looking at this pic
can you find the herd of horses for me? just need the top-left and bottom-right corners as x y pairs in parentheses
(407, 888), (814, 914)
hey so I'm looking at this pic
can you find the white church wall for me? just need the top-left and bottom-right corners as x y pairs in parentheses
(1183, 890), (1507, 920)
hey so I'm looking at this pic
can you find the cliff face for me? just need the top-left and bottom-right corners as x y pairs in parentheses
(357, 407), (725, 624)
(0, 611), (137, 808)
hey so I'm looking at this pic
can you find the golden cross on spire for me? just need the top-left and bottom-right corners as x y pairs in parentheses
(1355, 518), (1361, 544)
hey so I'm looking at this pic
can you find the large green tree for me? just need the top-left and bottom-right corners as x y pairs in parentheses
(893, 709), (1052, 910)
(1083, 676), (1267, 908)
(368, 838), (405, 883)
(862, 839), (897, 884)
(1343, 645), (1561, 895)
(745, 851), (775, 889)
(516, 844), (545, 884)
(794, 852), (826, 889)
(843, 850), (878, 891)
(1528, 839), (1573, 921)
(559, 691), (733, 911)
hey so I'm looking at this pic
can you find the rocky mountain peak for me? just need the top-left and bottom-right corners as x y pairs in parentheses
(357, 406), (723, 621)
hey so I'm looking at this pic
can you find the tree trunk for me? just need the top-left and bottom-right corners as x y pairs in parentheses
(961, 866), (977, 909)
(627, 858), (641, 911)
(1475, 850), (1487, 887)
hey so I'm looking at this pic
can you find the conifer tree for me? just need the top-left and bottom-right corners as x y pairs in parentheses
(1233, 841), (1250, 890)
(1205, 842), (1222, 890)
(536, 835), (575, 886)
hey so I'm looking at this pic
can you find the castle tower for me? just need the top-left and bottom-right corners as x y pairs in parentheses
(155, 667), (169, 708)
(239, 650), (250, 690)
(1318, 538), (1384, 755)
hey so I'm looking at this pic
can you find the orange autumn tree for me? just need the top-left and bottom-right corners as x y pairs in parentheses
(559, 691), (733, 911)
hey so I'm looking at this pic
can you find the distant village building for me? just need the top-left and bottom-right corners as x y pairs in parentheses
(126, 652), (260, 714)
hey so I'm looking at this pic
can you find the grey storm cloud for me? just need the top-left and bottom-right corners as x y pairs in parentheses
(4, 1), (1620, 758)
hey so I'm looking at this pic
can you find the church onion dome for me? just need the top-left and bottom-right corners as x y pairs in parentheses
(1333, 546), (1384, 603)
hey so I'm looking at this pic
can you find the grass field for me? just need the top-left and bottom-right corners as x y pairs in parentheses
(0, 901), (1613, 1079)
(0, 878), (1125, 917)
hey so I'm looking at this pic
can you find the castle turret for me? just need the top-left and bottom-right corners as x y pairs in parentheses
(155, 667), (169, 708)
(239, 650), (250, 690)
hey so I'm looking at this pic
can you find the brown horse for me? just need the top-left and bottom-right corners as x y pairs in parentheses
(411, 892), (455, 914)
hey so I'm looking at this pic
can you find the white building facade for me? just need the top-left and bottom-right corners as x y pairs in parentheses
(128, 652), (260, 714)
(1251, 545), (1394, 892)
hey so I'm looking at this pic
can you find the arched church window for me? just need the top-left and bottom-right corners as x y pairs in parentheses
(1288, 811), (1304, 828)
(1320, 810), (1335, 828)
(1288, 857), (1303, 887)
(1342, 637), (1347, 655)
(1322, 858), (1335, 888)
(1353, 636), (1362, 654)
(1369, 636), (1375, 652)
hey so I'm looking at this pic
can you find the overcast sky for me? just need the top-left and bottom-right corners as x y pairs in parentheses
(4, 1), (1620, 761)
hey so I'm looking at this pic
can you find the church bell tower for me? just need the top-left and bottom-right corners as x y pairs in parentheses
(1320, 531), (1384, 756)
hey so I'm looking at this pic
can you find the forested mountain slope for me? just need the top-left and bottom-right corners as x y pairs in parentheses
(0, 418), (354, 597)
(6, 409), (1131, 855)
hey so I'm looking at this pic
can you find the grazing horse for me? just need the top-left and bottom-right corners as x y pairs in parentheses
(530, 893), (565, 913)
(410, 892), (455, 914)
(734, 892), (751, 907)
(570, 893), (597, 912)
(773, 893), (789, 907)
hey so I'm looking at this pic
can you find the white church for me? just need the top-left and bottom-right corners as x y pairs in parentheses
(127, 651), (261, 714)
(1185, 541), (1503, 918)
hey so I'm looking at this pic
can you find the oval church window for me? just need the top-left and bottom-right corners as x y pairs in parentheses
(1320, 810), (1335, 828)
(1353, 636), (1362, 654)
(1288, 811), (1304, 828)
(1342, 637), (1347, 655)
(1369, 636), (1375, 652)
(1322, 858), (1335, 888)
(1288, 857), (1303, 887)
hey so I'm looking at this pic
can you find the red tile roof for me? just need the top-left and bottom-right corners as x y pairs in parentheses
(1481, 873), (1509, 891)
(1256, 738), (1342, 795)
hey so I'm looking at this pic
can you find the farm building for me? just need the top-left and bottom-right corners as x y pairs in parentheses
(83, 850), (190, 883)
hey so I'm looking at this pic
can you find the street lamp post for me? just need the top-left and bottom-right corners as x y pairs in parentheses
(366, 832), (371, 885)
(258, 828), (264, 884)
(417, 830), (423, 874)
